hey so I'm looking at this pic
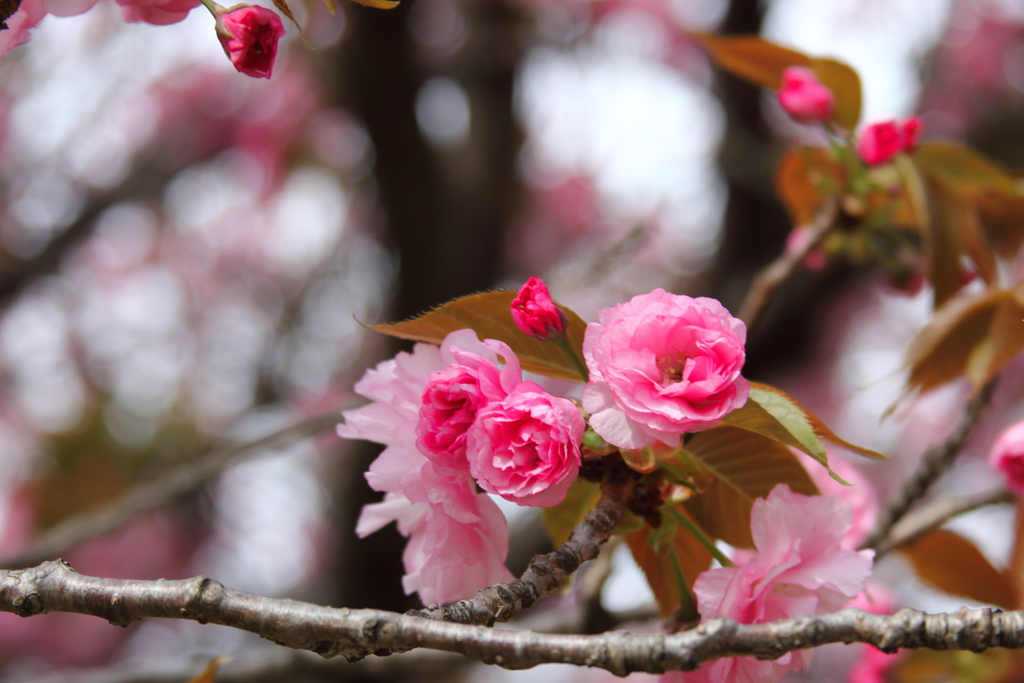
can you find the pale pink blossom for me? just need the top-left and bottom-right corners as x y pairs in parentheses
(416, 339), (521, 475)
(682, 485), (874, 683)
(511, 277), (568, 340)
(0, 0), (98, 59)
(801, 451), (879, 549)
(339, 329), (516, 605)
(468, 380), (584, 507)
(989, 418), (1024, 495)
(116, 0), (199, 24)
(582, 290), (749, 449)
(777, 67), (834, 123)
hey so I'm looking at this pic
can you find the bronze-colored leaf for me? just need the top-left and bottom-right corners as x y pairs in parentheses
(270, 0), (301, 33)
(966, 287), (1024, 391)
(347, 0), (400, 7)
(914, 142), (1019, 196)
(186, 656), (232, 683)
(624, 513), (714, 617)
(320, 0), (336, 12)
(776, 147), (846, 226)
(682, 426), (818, 548)
(371, 290), (589, 381)
(900, 528), (1017, 609)
(905, 287), (1010, 395)
(809, 58), (862, 130)
(691, 33), (811, 89)
(542, 479), (601, 547)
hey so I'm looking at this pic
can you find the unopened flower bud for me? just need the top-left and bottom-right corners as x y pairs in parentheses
(511, 277), (568, 340)
(215, 4), (284, 79)
(777, 66), (834, 123)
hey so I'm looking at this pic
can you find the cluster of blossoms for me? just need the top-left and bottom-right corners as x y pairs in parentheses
(1, 0), (285, 78)
(339, 279), (876, 680)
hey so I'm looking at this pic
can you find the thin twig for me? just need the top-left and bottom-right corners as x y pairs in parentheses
(860, 379), (998, 552)
(0, 412), (342, 570)
(738, 198), (839, 334)
(5, 561), (1024, 674)
(407, 486), (628, 626)
(874, 486), (1016, 559)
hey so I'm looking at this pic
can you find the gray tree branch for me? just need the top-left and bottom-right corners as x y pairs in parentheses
(861, 379), (998, 552)
(0, 412), (342, 570)
(5, 560), (1024, 675)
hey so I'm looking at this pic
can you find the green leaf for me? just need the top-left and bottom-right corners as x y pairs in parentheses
(625, 513), (714, 617)
(371, 290), (588, 381)
(542, 478), (602, 547)
(682, 425), (818, 548)
(900, 528), (1017, 610)
(621, 447), (657, 474)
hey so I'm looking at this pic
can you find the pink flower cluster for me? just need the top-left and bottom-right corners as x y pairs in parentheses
(339, 329), (583, 605)
(582, 290), (749, 449)
(778, 67), (834, 123)
(857, 117), (923, 166)
(675, 485), (875, 683)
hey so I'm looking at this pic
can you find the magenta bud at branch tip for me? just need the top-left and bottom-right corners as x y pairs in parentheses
(777, 66), (834, 123)
(510, 277), (568, 340)
(215, 4), (285, 79)
(857, 117), (924, 166)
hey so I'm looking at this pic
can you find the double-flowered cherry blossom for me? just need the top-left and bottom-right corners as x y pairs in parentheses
(582, 289), (749, 449)
(669, 485), (874, 683)
(340, 328), (583, 605)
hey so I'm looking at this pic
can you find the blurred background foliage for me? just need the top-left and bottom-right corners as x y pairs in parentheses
(1, 0), (1024, 680)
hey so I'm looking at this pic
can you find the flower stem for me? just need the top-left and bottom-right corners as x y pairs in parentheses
(669, 549), (697, 620)
(666, 506), (735, 568)
(553, 337), (589, 382)
(198, 0), (224, 17)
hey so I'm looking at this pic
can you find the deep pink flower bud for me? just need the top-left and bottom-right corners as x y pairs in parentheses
(990, 418), (1024, 495)
(777, 67), (834, 123)
(857, 120), (904, 166)
(216, 5), (285, 79)
(510, 277), (568, 340)
(901, 116), (923, 152)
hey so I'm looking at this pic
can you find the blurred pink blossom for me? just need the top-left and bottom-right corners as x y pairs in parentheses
(785, 226), (827, 272)
(989, 418), (1024, 495)
(510, 277), (567, 340)
(116, 0), (199, 24)
(674, 485), (874, 683)
(216, 5), (285, 79)
(778, 67), (834, 123)
(0, 0), (98, 59)
(582, 290), (749, 449)
(468, 380), (583, 507)
(857, 118), (923, 166)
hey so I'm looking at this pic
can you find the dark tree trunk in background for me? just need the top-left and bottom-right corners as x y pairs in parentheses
(708, 0), (851, 378)
(330, 0), (523, 615)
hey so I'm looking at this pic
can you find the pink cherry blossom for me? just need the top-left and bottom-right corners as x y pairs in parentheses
(801, 451), (879, 549)
(0, 0), (99, 59)
(511, 277), (568, 340)
(901, 116), (923, 152)
(417, 339), (521, 475)
(777, 67), (834, 123)
(990, 418), (1024, 495)
(468, 380), (584, 507)
(339, 329), (516, 605)
(217, 5), (285, 79)
(681, 485), (874, 683)
(582, 290), (749, 449)
(116, 0), (200, 24)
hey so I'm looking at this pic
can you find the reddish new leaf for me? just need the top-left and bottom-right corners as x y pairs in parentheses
(371, 290), (588, 381)
(624, 513), (714, 617)
(904, 287), (1010, 395)
(776, 147), (846, 226)
(682, 425), (818, 548)
(693, 34), (861, 130)
(900, 528), (1017, 609)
